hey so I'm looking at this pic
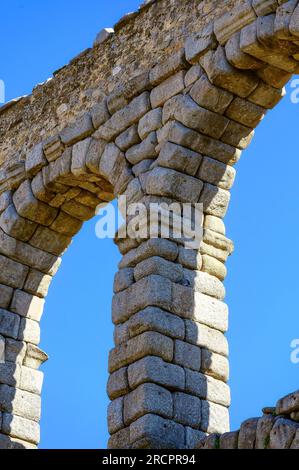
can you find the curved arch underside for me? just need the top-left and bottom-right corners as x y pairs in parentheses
(0, 0), (299, 449)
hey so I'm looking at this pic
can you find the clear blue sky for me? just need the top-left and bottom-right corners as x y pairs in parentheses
(1, 0), (299, 449)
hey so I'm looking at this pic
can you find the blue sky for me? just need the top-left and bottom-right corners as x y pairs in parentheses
(1, 0), (299, 449)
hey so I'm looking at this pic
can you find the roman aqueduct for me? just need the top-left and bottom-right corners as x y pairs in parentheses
(1, 0), (299, 449)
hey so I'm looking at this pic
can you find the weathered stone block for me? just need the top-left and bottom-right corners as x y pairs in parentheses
(252, 0), (278, 16)
(109, 331), (173, 373)
(5, 339), (26, 365)
(19, 318), (40, 345)
(62, 199), (94, 221)
(185, 369), (230, 406)
(0, 385), (41, 422)
(241, 19), (297, 71)
(185, 320), (228, 357)
(31, 173), (56, 204)
(159, 121), (241, 166)
(220, 431), (239, 449)
(23, 344), (48, 370)
(255, 414), (275, 448)
(20, 366), (43, 394)
(190, 75), (233, 114)
(107, 367), (129, 400)
(2, 413), (40, 444)
(119, 239), (178, 269)
(0, 203), (37, 242)
(203, 433), (221, 449)
(91, 99), (110, 129)
(112, 275), (173, 324)
(184, 65), (203, 87)
(0, 309), (20, 339)
(146, 167), (203, 203)
(114, 322), (130, 346)
(157, 141), (202, 177)
(225, 31), (264, 70)
(11, 290), (45, 321)
(200, 183), (231, 218)
(84, 138), (106, 174)
(149, 49), (187, 86)
(204, 214), (226, 235)
(222, 120), (254, 150)
(107, 72), (151, 115)
(238, 418), (259, 448)
(274, 0), (298, 39)
(0, 229), (56, 274)
(201, 348), (229, 381)
(115, 125), (140, 152)
(214, 0), (257, 45)
(13, 180), (57, 226)
(150, 71), (185, 108)
(128, 307), (184, 340)
(225, 96), (266, 127)
(108, 397), (124, 434)
(124, 383), (173, 425)
(71, 138), (91, 176)
(0, 284), (13, 309)
(269, 417), (299, 448)
(290, 4), (299, 37)
(138, 108), (162, 140)
(95, 92), (151, 141)
(201, 400), (230, 434)
(290, 429), (299, 448)
(126, 131), (158, 165)
(60, 113), (94, 145)
(173, 286), (228, 331)
(177, 247), (202, 271)
(186, 427), (206, 449)
(257, 65), (292, 88)
(0, 192), (12, 214)
(200, 47), (259, 98)
(50, 210), (83, 237)
(173, 391), (201, 428)
(113, 268), (134, 293)
(185, 23), (217, 63)
(0, 363), (20, 387)
(198, 156), (236, 190)
(43, 136), (65, 162)
(134, 256), (183, 283)
(29, 226), (71, 256)
(100, 143), (132, 192)
(128, 356), (185, 391)
(163, 94), (229, 140)
(249, 81), (286, 109)
(174, 340), (201, 371)
(129, 414), (185, 449)
(108, 427), (130, 449)
(25, 143), (47, 176)
(276, 390), (299, 415)
(184, 269), (225, 300)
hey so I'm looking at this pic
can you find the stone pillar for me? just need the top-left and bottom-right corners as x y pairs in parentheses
(0, 220), (57, 448)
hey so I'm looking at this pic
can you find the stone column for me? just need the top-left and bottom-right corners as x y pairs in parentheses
(106, 102), (234, 448)
(0, 214), (57, 448)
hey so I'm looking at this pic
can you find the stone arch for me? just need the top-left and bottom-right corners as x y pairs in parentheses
(0, 0), (299, 450)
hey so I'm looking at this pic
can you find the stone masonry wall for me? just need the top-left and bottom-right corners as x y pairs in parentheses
(198, 390), (299, 449)
(0, 0), (299, 449)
